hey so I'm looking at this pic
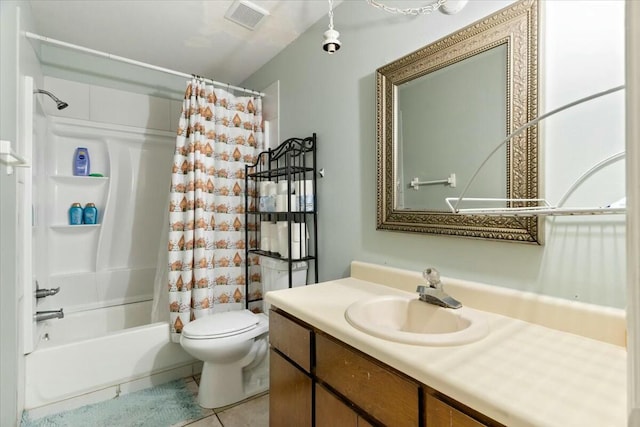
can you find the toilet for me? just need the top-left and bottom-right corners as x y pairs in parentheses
(179, 310), (269, 409)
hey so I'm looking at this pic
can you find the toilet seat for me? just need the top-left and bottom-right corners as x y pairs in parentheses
(182, 310), (260, 339)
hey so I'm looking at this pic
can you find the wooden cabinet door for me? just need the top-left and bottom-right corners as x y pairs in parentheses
(357, 416), (375, 427)
(315, 383), (358, 427)
(426, 394), (487, 427)
(269, 349), (312, 427)
(316, 383), (377, 427)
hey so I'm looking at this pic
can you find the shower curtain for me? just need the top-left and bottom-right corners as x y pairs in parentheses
(155, 78), (263, 342)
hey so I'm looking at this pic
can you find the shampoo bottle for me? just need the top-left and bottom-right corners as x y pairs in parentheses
(83, 203), (98, 225)
(73, 147), (90, 176)
(69, 203), (83, 225)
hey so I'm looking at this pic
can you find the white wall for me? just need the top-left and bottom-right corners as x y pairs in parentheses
(243, 0), (626, 308)
(1, 1), (43, 425)
(2, 13), (182, 418)
(34, 77), (179, 315)
(0, 5), (21, 426)
(39, 45), (185, 101)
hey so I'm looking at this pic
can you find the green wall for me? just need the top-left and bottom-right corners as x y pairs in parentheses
(243, 0), (626, 308)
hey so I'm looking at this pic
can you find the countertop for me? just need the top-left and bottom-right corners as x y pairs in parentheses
(265, 272), (626, 427)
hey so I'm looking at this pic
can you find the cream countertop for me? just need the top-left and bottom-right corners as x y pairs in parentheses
(264, 262), (626, 427)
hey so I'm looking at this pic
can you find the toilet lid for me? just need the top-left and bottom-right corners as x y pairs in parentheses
(182, 310), (260, 339)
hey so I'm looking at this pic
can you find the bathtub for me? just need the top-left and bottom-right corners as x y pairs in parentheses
(24, 300), (197, 409)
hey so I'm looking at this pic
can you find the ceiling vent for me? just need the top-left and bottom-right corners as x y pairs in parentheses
(225, 1), (270, 31)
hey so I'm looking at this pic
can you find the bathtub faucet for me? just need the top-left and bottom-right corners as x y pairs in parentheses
(34, 309), (64, 322)
(35, 286), (60, 299)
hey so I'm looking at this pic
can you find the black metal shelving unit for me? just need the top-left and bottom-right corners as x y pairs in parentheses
(244, 133), (318, 311)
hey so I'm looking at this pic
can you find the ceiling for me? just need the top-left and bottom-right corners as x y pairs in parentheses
(27, 0), (338, 86)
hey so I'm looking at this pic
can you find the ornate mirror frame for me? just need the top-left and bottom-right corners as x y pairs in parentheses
(376, 0), (540, 243)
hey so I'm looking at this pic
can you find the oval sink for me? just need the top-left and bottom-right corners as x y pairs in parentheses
(345, 295), (489, 346)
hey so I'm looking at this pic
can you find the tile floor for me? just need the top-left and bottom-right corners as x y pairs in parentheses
(176, 376), (269, 427)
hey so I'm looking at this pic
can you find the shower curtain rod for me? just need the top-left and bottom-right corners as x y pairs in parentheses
(25, 32), (265, 97)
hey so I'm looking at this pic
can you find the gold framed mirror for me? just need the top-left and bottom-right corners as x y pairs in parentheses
(376, 0), (540, 243)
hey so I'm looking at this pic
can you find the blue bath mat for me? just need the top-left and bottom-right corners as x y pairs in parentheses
(21, 379), (206, 427)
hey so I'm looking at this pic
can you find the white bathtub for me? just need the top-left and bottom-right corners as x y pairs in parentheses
(24, 300), (197, 409)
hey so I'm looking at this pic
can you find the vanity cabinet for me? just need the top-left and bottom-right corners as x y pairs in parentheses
(269, 308), (502, 427)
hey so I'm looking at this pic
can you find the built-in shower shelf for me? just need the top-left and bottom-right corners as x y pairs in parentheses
(51, 175), (109, 183)
(50, 224), (101, 230)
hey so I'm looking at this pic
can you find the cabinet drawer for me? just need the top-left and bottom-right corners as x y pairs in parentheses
(269, 309), (312, 372)
(315, 333), (419, 427)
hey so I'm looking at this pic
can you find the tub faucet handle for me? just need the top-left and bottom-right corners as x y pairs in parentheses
(35, 285), (61, 299)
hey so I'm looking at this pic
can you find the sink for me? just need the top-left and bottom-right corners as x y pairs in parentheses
(345, 295), (489, 346)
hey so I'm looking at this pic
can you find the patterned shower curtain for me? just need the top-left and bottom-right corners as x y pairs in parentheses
(167, 78), (263, 342)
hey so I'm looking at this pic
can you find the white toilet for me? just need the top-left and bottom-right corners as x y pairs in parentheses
(179, 310), (269, 409)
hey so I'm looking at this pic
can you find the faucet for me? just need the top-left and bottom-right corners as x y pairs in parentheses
(416, 267), (462, 309)
(34, 309), (64, 322)
(35, 282), (61, 299)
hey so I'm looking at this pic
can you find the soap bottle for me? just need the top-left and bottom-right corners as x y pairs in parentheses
(69, 203), (83, 225)
(73, 147), (90, 176)
(83, 203), (98, 225)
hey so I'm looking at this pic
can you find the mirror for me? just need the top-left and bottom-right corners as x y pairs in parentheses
(398, 44), (508, 211)
(376, 0), (540, 243)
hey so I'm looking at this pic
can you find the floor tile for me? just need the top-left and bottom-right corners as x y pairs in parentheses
(181, 414), (223, 427)
(26, 374), (266, 427)
(185, 377), (215, 417)
(216, 394), (269, 427)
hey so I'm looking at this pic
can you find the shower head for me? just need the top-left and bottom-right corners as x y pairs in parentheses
(33, 89), (69, 110)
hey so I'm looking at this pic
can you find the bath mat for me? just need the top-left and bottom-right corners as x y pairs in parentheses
(21, 379), (205, 427)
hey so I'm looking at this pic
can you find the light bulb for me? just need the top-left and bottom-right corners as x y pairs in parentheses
(322, 29), (341, 54)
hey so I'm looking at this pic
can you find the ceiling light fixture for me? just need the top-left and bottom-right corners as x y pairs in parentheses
(322, 0), (341, 54)
(322, 0), (467, 54)
(440, 0), (469, 15)
(366, 0), (450, 15)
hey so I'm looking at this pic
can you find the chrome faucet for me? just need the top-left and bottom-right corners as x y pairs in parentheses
(34, 309), (64, 322)
(35, 285), (60, 299)
(416, 267), (462, 309)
